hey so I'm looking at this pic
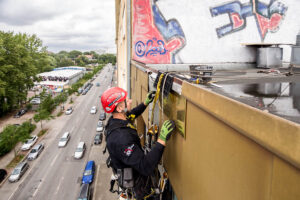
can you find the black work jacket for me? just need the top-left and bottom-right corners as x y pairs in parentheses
(106, 103), (164, 177)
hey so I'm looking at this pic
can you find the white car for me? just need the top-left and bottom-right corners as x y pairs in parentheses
(96, 121), (104, 132)
(58, 132), (70, 147)
(21, 136), (38, 151)
(90, 106), (97, 114)
(27, 143), (44, 161)
(65, 107), (73, 115)
(74, 142), (86, 159)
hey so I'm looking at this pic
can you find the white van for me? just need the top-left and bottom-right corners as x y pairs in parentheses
(58, 132), (70, 147)
(74, 142), (86, 159)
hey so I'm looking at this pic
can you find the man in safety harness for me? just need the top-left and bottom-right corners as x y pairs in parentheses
(101, 87), (175, 200)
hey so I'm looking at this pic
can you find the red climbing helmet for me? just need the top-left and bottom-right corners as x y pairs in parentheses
(101, 87), (127, 113)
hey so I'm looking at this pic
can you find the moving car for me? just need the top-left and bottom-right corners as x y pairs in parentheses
(90, 106), (97, 114)
(82, 160), (95, 184)
(94, 133), (103, 145)
(74, 142), (86, 159)
(96, 82), (100, 87)
(65, 107), (73, 115)
(27, 143), (44, 161)
(21, 136), (38, 151)
(14, 109), (27, 118)
(99, 112), (106, 121)
(58, 132), (70, 147)
(96, 121), (104, 132)
(78, 183), (91, 200)
(9, 162), (29, 182)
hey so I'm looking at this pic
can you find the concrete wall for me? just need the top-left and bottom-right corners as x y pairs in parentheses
(116, 0), (128, 90)
(132, 0), (300, 65)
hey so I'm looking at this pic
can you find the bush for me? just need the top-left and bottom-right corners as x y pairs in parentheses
(26, 103), (32, 110)
(0, 121), (36, 157)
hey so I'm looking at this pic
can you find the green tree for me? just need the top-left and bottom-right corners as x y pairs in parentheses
(69, 50), (82, 59)
(0, 31), (49, 115)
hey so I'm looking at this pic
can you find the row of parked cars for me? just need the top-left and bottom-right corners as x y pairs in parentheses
(9, 139), (44, 182)
(78, 83), (93, 95)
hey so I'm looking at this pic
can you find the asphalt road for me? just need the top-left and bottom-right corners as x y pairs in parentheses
(0, 64), (114, 200)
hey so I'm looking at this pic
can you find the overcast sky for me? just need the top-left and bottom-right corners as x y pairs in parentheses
(0, 0), (116, 53)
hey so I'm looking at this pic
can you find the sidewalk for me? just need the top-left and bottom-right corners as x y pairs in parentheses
(92, 67), (119, 200)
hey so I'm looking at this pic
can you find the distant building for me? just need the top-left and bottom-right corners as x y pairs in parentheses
(35, 67), (85, 92)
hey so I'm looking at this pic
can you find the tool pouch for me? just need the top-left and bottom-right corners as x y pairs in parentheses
(117, 168), (134, 189)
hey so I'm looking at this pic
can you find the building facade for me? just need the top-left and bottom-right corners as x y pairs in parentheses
(114, 1), (300, 199)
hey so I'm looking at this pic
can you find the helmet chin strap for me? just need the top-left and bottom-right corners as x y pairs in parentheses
(116, 99), (128, 113)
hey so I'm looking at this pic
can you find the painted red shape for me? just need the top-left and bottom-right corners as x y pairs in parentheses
(256, 13), (282, 39)
(132, 0), (184, 64)
(231, 13), (244, 29)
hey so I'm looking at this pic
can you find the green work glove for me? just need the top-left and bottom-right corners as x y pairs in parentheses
(159, 120), (176, 142)
(144, 91), (156, 105)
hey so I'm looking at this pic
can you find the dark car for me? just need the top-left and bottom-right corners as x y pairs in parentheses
(0, 169), (7, 184)
(14, 109), (27, 118)
(78, 183), (91, 200)
(99, 112), (106, 121)
(94, 133), (103, 145)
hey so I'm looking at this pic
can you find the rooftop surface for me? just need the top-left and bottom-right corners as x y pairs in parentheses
(199, 68), (300, 124)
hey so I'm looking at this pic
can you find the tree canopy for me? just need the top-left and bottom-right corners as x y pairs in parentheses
(0, 31), (50, 115)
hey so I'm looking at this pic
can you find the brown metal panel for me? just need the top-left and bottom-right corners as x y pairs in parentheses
(161, 91), (186, 137)
(181, 81), (300, 169)
(271, 157), (300, 200)
(164, 102), (273, 200)
(141, 87), (149, 124)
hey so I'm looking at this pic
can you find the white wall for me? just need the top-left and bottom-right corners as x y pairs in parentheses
(134, 0), (300, 64)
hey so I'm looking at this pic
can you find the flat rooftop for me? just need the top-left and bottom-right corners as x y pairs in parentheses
(197, 68), (300, 124)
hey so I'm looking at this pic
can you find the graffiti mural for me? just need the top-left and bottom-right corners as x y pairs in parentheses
(210, 0), (288, 40)
(133, 0), (186, 64)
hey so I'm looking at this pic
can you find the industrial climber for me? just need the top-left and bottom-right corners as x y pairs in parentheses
(101, 87), (175, 199)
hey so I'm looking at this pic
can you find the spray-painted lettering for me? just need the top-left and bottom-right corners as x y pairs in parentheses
(135, 38), (168, 58)
(210, 0), (288, 40)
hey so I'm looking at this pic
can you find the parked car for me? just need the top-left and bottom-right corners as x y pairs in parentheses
(74, 142), (86, 159)
(99, 112), (106, 121)
(0, 169), (7, 184)
(21, 136), (38, 151)
(96, 121), (104, 132)
(78, 88), (83, 94)
(65, 107), (73, 115)
(94, 133), (103, 145)
(90, 106), (97, 114)
(14, 109), (27, 118)
(58, 132), (70, 147)
(82, 89), (88, 95)
(30, 97), (41, 105)
(27, 143), (44, 161)
(78, 183), (91, 200)
(82, 160), (95, 184)
(8, 162), (29, 182)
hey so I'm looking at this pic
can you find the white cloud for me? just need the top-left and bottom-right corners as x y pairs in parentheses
(0, 0), (116, 53)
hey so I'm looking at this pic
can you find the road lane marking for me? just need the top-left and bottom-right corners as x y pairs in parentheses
(32, 180), (42, 197)
(51, 154), (59, 167)
(55, 176), (64, 195)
